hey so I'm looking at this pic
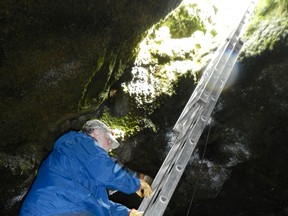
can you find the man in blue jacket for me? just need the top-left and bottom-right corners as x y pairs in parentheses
(19, 119), (152, 216)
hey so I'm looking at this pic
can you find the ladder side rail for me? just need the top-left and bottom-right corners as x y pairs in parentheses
(139, 138), (187, 214)
(176, 15), (248, 134)
(198, 10), (250, 104)
(144, 60), (235, 215)
(150, 103), (203, 187)
(186, 35), (231, 103)
(139, 1), (258, 214)
(141, 40), (245, 215)
(139, 103), (204, 211)
(172, 98), (206, 138)
(179, 11), (247, 108)
(173, 49), (230, 133)
(140, 31), (245, 216)
(143, 108), (209, 216)
(187, 37), (231, 102)
(173, 23), (247, 134)
(206, 43), (244, 110)
(174, 44), (232, 134)
(171, 0), (255, 175)
(202, 0), (255, 99)
(173, 40), (230, 133)
(200, 42), (245, 124)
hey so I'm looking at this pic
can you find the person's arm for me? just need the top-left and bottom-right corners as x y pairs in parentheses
(109, 200), (130, 216)
(85, 152), (140, 194)
(109, 201), (144, 216)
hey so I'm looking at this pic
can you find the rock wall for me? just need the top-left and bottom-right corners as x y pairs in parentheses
(0, 0), (182, 214)
(1, 0), (288, 215)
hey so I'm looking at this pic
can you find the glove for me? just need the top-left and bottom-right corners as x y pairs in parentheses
(129, 209), (144, 216)
(136, 179), (152, 198)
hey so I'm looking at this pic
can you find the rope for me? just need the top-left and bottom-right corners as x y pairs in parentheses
(186, 118), (212, 216)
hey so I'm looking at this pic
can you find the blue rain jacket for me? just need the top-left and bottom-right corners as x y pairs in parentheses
(19, 131), (140, 216)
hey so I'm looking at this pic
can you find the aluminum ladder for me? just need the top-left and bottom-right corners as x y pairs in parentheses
(138, 1), (257, 215)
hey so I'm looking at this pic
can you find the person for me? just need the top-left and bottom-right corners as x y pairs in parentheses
(19, 119), (152, 216)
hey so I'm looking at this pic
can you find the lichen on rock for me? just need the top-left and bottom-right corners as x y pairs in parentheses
(241, 0), (288, 58)
(122, 0), (227, 113)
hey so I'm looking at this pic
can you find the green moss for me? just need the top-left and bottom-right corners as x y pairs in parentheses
(163, 4), (206, 38)
(122, 1), (221, 114)
(241, 0), (288, 58)
(18, 161), (31, 176)
(78, 38), (142, 111)
(245, 0), (284, 36)
(100, 108), (157, 138)
(78, 66), (116, 110)
(210, 29), (217, 37)
(78, 54), (106, 110)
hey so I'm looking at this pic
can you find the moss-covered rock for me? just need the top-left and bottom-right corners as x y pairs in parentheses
(241, 0), (288, 58)
(122, 0), (222, 113)
(0, 0), (183, 214)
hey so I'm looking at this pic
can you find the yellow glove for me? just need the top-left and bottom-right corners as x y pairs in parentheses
(136, 179), (152, 198)
(129, 209), (144, 216)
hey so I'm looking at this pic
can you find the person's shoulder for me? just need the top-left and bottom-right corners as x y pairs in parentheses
(54, 131), (91, 147)
(55, 130), (78, 141)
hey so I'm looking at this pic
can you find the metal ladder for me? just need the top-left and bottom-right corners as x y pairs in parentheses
(138, 1), (257, 215)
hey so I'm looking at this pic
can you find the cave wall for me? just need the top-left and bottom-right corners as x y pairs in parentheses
(0, 0), (183, 214)
(1, 0), (288, 215)
(162, 1), (288, 214)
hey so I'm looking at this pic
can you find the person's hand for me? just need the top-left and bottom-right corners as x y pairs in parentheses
(136, 179), (152, 198)
(129, 209), (144, 216)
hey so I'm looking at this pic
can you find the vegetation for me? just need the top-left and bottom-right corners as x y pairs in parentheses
(241, 0), (288, 57)
(100, 108), (157, 139)
(123, 0), (219, 113)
